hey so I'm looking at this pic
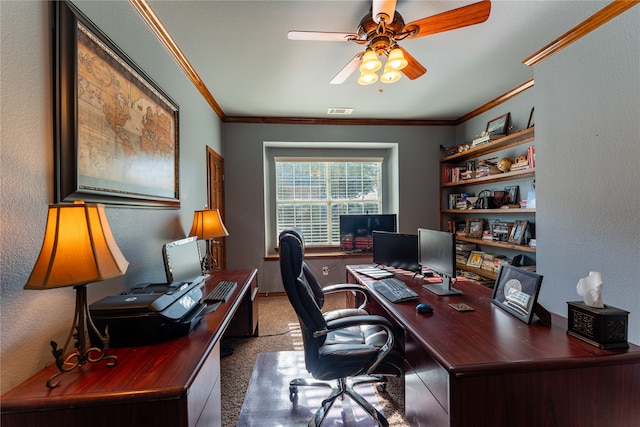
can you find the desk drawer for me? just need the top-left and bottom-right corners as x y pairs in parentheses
(405, 333), (449, 415)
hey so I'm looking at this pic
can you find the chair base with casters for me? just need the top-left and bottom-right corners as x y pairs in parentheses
(289, 376), (390, 427)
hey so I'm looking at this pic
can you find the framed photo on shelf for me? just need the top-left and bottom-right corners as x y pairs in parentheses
(505, 185), (520, 204)
(508, 220), (528, 245)
(54, 1), (180, 208)
(486, 113), (510, 135)
(466, 218), (484, 238)
(492, 265), (544, 324)
(466, 251), (484, 268)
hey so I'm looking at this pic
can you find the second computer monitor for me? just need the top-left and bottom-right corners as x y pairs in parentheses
(418, 228), (462, 296)
(372, 231), (420, 273)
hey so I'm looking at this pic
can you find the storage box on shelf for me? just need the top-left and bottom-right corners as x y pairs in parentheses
(441, 128), (536, 282)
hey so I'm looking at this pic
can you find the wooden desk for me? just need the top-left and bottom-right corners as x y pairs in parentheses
(346, 266), (640, 427)
(1, 269), (258, 427)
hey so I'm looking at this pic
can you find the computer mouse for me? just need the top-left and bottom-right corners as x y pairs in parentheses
(416, 303), (433, 314)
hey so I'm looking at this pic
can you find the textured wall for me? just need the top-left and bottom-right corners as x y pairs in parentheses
(0, 1), (222, 393)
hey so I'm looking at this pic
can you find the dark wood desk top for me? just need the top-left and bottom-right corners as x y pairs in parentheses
(1, 269), (257, 412)
(347, 265), (640, 377)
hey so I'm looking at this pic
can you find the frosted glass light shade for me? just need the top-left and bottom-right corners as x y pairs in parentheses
(386, 48), (408, 70)
(358, 71), (379, 85)
(359, 50), (382, 73)
(381, 66), (402, 83)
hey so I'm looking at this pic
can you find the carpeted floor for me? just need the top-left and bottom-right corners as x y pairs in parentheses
(220, 293), (407, 426)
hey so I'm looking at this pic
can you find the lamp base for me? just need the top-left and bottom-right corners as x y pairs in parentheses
(47, 285), (118, 388)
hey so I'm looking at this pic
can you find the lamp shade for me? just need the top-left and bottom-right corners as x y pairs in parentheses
(359, 50), (382, 73)
(358, 71), (379, 85)
(24, 201), (129, 290)
(386, 48), (408, 71)
(381, 66), (402, 84)
(189, 208), (229, 240)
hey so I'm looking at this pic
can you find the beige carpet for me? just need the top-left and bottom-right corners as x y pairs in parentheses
(220, 293), (407, 426)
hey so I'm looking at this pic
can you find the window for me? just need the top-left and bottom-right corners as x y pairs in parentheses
(275, 158), (383, 246)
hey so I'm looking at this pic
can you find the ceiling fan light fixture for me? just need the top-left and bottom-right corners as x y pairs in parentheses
(386, 48), (408, 71)
(380, 66), (401, 84)
(358, 70), (379, 85)
(360, 50), (382, 72)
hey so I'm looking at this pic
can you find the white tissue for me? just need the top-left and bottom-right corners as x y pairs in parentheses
(576, 271), (604, 308)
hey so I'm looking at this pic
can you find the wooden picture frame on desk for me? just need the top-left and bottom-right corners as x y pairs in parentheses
(492, 265), (543, 324)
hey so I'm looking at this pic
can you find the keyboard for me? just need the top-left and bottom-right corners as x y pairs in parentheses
(373, 278), (419, 303)
(204, 280), (237, 303)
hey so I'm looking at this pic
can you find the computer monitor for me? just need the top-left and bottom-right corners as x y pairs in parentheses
(418, 228), (462, 296)
(372, 231), (420, 273)
(162, 236), (205, 282)
(339, 214), (397, 252)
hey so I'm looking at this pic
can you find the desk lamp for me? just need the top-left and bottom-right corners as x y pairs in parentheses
(24, 201), (129, 388)
(188, 207), (228, 272)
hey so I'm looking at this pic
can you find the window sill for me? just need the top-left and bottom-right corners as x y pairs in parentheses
(264, 251), (373, 261)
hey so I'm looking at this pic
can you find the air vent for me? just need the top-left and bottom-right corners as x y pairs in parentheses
(327, 107), (353, 115)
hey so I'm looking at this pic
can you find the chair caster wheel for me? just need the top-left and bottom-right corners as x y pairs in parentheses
(376, 383), (387, 393)
(289, 386), (298, 402)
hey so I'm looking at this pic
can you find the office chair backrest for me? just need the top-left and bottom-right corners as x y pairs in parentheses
(278, 228), (325, 308)
(279, 230), (328, 370)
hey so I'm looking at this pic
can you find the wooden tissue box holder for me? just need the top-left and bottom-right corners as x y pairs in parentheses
(567, 301), (629, 349)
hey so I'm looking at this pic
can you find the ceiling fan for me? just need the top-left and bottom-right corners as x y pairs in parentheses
(288, 0), (491, 85)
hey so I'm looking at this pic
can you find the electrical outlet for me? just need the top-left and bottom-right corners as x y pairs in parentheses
(322, 267), (329, 276)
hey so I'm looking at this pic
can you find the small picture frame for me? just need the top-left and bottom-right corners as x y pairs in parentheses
(486, 113), (510, 135)
(466, 218), (484, 238)
(508, 220), (528, 245)
(466, 251), (484, 268)
(505, 185), (520, 204)
(527, 107), (535, 128)
(492, 264), (544, 324)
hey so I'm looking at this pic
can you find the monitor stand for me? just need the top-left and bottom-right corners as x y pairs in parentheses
(423, 276), (462, 296)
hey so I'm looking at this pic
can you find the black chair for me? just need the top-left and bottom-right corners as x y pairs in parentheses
(279, 229), (404, 427)
(280, 228), (369, 321)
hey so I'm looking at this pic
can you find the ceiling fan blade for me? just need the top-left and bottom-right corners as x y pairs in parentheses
(287, 31), (356, 42)
(398, 47), (426, 80)
(404, 0), (491, 39)
(372, 0), (397, 23)
(330, 52), (365, 85)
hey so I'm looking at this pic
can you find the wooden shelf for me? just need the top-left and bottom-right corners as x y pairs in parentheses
(455, 235), (536, 253)
(442, 167), (535, 188)
(456, 262), (498, 280)
(442, 208), (535, 214)
(441, 127), (535, 163)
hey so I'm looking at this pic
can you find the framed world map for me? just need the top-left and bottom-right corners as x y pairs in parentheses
(54, 1), (180, 208)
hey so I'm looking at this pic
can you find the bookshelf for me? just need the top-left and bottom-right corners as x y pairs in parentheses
(440, 127), (536, 282)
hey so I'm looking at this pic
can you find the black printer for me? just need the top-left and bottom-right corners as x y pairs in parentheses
(89, 276), (216, 347)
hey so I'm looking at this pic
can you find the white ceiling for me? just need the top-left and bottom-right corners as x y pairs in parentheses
(147, 0), (609, 121)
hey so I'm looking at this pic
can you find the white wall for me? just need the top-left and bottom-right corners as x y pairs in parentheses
(534, 7), (639, 344)
(0, 1), (222, 393)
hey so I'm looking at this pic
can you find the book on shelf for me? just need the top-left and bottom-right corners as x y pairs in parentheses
(471, 133), (503, 147)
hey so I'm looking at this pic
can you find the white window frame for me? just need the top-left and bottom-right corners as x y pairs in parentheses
(263, 142), (399, 255)
(274, 157), (384, 246)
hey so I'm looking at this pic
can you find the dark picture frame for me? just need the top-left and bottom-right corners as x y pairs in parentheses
(505, 185), (520, 204)
(466, 218), (484, 238)
(492, 265), (543, 324)
(54, 1), (180, 208)
(508, 220), (528, 245)
(527, 107), (535, 128)
(486, 113), (510, 135)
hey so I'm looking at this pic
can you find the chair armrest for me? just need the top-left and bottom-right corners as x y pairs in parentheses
(322, 283), (369, 310)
